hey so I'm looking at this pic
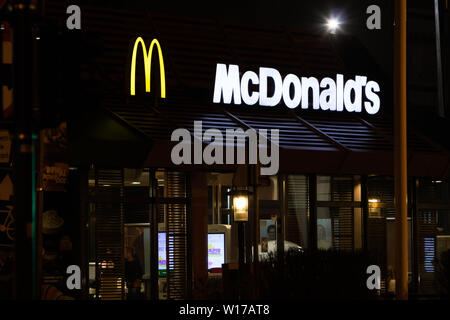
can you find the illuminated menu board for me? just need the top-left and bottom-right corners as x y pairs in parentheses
(158, 232), (167, 270)
(208, 233), (225, 269)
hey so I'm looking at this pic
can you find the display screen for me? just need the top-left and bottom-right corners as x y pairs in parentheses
(158, 232), (167, 271)
(208, 233), (225, 269)
(158, 232), (175, 276)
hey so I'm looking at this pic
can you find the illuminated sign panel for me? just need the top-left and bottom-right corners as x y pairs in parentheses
(129, 37), (166, 97)
(127, 38), (380, 115)
(207, 233), (225, 269)
(213, 63), (381, 114)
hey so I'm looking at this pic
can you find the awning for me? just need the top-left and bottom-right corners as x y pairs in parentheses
(103, 97), (449, 178)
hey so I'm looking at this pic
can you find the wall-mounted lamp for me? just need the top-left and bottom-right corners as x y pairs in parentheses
(233, 193), (249, 222)
(229, 188), (250, 271)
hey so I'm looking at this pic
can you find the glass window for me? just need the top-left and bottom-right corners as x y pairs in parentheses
(220, 185), (231, 225)
(317, 207), (354, 251)
(207, 173), (233, 225)
(207, 186), (213, 224)
(436, 210), (450, 273)
(317, 175), (330, 201)
(259, 175), (282, 258)
(286, 175), (308, 249)
(124, 168), (150, 187)
(368, 175), (394, 204)
(317, 207), (332, 250)
(419, 179), (450, 203)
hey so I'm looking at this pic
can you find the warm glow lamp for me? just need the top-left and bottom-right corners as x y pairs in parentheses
(233, 194), (249, 222)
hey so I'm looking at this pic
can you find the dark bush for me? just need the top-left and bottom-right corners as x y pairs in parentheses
(436, 249), (450, 296)
(254, 249), (380, 299)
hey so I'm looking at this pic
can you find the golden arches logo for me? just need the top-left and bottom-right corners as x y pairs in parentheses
(130, 37), (166, 97)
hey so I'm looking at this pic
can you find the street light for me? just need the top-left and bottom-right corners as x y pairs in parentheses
(230, 188), (250, 299)
(230, 189), (249, 262)
(326, 18), (340, 34)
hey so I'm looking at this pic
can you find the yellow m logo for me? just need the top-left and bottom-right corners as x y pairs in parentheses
(130, 37), (166, 97)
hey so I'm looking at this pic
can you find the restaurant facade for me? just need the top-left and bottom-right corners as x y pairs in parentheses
(1, 1), (449, 300)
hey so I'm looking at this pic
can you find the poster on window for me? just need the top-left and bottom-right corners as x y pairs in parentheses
(0, 173), (13, 201)
(1, 21), (13, 119)
(0, 130), (11, 164)
(42, 163), (69, 192)
(43, 122), (67, 149)
(0, 204), (14, 246)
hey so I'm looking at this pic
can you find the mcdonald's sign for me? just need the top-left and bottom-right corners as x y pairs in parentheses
(129, 37), (166, 97)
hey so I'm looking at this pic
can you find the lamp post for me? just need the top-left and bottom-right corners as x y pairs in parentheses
(231, 189), (249, 299)
(394, 0), (408, 300)
(11, 0), (38, 300)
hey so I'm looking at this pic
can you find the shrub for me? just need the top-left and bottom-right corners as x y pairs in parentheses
(255, 249), (380, 299)
(435, 249), (450, 296)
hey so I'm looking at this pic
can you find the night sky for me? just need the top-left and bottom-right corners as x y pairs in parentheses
(76, 0), (394, 76)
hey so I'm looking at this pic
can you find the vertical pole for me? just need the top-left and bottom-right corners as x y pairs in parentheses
(185, 174), (193, 299)
(276, 176), (285, 264)
(190, 172), (208, 299)
(217, 184), (222, 224)
(308, 174), (317, 251)
(411, 178), (419, 295)
(79, 166), (89, 300)
(164, 171), (170, 299)
(251, 164), (259, 297)
(238, 222), (245, 266)
(12, 0), (35, 300)
(237, 221), (244, 299)
(94, 167), (99, 300)
(434, 0), (445, 117)
(212, 185), (216, 225)
(32, 12), (40, 300)
(150, 172), (159, 300)
(361, 175), (369, 252)
(443, 0), (449, 117)
(36, 131), (44, 300)
(120, 169), (125, 300)
(394, 0), (408, 300)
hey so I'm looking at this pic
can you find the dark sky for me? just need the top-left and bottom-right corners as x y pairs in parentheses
(80, 0), (394, 76)
(70, 0), (443, 114)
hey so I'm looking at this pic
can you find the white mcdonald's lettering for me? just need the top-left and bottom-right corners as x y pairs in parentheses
(213, 63), (381, 114)
(130, 37), (166, 97)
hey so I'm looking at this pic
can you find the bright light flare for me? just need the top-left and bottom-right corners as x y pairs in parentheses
(233, 195), (249, 222)
(234, 196), (248, 211)
(327, 18), (340, 34)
